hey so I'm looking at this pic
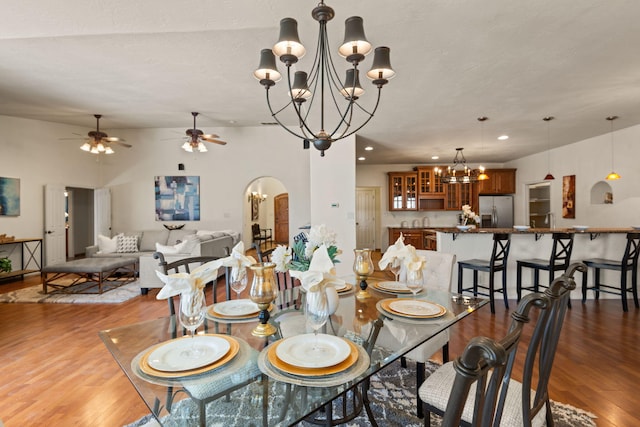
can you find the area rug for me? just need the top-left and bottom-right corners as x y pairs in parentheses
(123, 360), (597, 427)
(0, 281), (141, 304)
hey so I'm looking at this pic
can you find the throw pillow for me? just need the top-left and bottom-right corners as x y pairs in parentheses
(155, 235), (199, 255)
(117, 235), (139, 253)
(97, 233), (121, 254)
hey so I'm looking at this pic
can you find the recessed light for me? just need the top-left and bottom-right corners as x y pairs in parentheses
(364, 146), (373, 151)
(498, 135), (509, 140)
(358, 156), (366, 161)
(431, 155), (439, 160)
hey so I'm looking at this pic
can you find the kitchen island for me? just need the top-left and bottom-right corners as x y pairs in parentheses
(389, 226), (637, 301)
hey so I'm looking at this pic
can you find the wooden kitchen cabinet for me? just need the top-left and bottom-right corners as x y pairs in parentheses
(415, 167), (446, 210)
(388, 172), (418, 211)
(477, 169), (517, 194)
(445, 182), (477, 210)
(389, 228), (425, 249)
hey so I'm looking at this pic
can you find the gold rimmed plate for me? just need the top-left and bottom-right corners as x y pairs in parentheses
(206, 303), (273, 320)
(212, 299), (260, 317)
(139, 334), (240, 378)
(267, 338), (359, 377)
(379, 299), (446, 319)
(373, 281), (422, 295)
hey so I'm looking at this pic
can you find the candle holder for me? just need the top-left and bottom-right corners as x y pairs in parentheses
(249, 262), (278, 337)
(353, 248), (374, 300)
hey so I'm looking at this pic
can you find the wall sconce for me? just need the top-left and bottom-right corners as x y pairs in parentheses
(248, 192), (268, 204)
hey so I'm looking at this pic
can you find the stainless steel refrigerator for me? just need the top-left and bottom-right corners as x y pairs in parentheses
(479, 195), (514, 228)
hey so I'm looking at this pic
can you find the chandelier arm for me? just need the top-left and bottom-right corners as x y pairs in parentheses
(332, 88), (382, 141)
(284, 65), (319, 138)
(265, 86), (309, 141)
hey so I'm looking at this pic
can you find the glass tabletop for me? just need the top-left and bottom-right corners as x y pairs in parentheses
(99, 283), (488, 426)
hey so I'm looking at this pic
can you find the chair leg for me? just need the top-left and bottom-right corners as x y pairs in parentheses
(533, 268), (540, 293)
(632, 266), (640, 308)
(594, 268), (601, 300)
(472, 270), (479, 296)
(416, 361), (425, 419)
(621, 268), (629, 312)
(457, 264), (464, 294)
(442, 342), (450, 363)
(516, 263), (523, 302)
(501, 268), (509, 309)
(581, 267), (589, 303)
(488, 271), (495, 314)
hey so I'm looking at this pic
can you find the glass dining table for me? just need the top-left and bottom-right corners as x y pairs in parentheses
(99, 280), (488, 427)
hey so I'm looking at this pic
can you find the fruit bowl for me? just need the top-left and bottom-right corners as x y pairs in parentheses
(513, 225), (530, 232)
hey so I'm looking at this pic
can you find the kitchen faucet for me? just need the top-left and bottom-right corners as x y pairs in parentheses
(544, 212), (555, 229)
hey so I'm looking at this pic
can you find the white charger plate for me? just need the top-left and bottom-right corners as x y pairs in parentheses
(376, 281), (411, 292)
(389, 300), (445, 317)
(275, 333), (351, 369)
(147, 335), (231, 372)
(213, 299), (260, 317)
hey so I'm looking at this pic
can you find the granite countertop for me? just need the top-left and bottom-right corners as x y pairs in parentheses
(388, 226), (638, 234)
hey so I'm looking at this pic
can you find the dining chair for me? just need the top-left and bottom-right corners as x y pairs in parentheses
(419, 263), (586, 427)
(252, 223), (273, 250)
(516, 232), (574, 304)
(457, 233), (511, 313)
(397, 250), (456, 418)
(581, 232), (640, 312)
(252, 242), (274, 262)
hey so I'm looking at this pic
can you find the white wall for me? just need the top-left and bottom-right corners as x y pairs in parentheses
(508, 124), (640, 228)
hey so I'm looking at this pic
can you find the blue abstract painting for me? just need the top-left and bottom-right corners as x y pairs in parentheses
(154, 176), (200, 221)
(0, 177), (20, 216)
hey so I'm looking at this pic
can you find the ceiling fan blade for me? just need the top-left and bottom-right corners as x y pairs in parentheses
(104, 136), (125, 142)
(203, 138), (227, 145)
(59, 137), (85, 140)
(202, 133), (220, 139)
(112, 140), (132, 148)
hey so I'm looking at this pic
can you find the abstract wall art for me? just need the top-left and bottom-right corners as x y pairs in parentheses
(154, 176), (200, 221)
(0, 177), (20, 216)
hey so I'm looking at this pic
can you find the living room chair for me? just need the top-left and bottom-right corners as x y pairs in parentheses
(581, 232), (640, 312)
(252, 223), (273, 250)
(419, 263), (586, 427)
(516, 232), (574, 305)
(457, 233), (511, 313)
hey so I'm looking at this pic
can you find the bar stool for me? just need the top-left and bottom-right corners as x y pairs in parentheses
(516, 232), (574, 303)
(457, 233), (511, 313)
(581, 232), (640, 312)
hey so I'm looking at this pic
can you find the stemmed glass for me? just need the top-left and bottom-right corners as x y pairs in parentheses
(406, 268), (424, 298)
(305, 287), (330, 352)
(179, 288), (206, 358)
(230, 267), (248, 299)
(389, 257), (402, 283)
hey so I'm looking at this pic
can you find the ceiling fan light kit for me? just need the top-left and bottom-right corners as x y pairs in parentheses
(181, 112), (226, 153)
(78, 114), (128, 155)
(254, 1), (395, 157)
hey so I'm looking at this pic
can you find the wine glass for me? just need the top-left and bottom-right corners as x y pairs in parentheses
(406, 268), (424, 298)
(179, 289), (206, 357)
(389, 257), (402, 283)
(230, 267), (248, 299)
(305, 287), (330, 352)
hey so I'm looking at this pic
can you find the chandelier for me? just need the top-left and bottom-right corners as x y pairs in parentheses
(437, 148), (479, 184)
(254, 1), (395, 156)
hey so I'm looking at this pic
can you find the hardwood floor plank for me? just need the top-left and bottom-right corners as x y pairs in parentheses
(0, 266), (638, 426)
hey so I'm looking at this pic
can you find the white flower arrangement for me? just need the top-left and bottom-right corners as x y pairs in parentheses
(271, 224), (340, 273)
(461, 204), (480, 225)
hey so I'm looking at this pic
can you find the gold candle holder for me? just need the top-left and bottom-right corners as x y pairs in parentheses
(249, 262), (278, 337)
(353, 248), (374, 300)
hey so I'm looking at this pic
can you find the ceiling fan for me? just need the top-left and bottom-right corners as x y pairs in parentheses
(65, 114), (131, 154)
(181, 112), (227, 153)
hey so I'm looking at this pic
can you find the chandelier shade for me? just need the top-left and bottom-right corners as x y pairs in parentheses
(255, 1), (394, 156)
(438, 148), (479, 184)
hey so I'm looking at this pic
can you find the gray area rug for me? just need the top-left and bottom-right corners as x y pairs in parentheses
(124, 360), (597, 427)
(0, 281), (140, 304)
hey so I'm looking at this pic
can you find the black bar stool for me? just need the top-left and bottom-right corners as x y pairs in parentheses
(516, 232), (574, 304)
(581, 232), (640, 312)
(457, 233), (511, 314)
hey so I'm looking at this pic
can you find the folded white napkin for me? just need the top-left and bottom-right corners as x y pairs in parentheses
(379, 233), (411, 270)
(289, 244), (344, 292)
(155, 242), (256, 299)
(404, 245), (426, 271)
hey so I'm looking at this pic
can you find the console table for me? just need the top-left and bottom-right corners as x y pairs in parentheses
(0, 238), (43, 281)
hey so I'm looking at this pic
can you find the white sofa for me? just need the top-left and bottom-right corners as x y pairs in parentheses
(85, 229), (238, 294)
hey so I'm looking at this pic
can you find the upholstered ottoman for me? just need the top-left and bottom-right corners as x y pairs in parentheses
(41, 257), (138, 294)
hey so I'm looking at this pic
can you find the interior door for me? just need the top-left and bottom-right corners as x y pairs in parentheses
(274, 193), (289, 244)
(44, 183), (67, 266)
(356, 188), (376, 249)
(94, 188), (112, 242)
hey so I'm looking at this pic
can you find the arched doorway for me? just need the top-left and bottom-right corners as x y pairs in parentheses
(244, 177), (289, 248)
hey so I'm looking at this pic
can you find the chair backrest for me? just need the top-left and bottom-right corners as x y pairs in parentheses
(153, 252), (228, 315)
(252, 242), (274, 262)
(400, 250), (456, 291)
(441, 262), (586, 427)
(251, 223), (261, 238)
(274, 270), (301, 310)
(489, 233), (511, 269)
(622, 233), (640, 267)
(548, 232), (574, 268)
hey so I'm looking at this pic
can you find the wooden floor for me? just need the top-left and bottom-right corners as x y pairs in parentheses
(0, 263), (638, 427)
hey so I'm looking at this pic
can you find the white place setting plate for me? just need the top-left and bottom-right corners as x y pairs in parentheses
(147, 335), (231, 372)
(388, 300), (446, 318)
(275, 333), (351, 369)
(213, 299), (260, 317)
(375, 281), (413, 293)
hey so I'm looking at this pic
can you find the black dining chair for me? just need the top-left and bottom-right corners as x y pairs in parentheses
(420, 263), (585, 427)
(457, 233), (511, 313)
(516, 232), (574, 304)
(581, 232), (640, 312)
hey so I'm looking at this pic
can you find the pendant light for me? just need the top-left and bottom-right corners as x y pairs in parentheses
(605, 116), (621, 180)
(477, 116), (489, 181)
(543, 116), (555, 180)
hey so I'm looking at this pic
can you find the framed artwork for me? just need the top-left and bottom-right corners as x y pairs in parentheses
(154, 176), (200, 221)
(0, 177), (20, 216)
(562, 175), (575, 219)
(251, 197), (260, 221)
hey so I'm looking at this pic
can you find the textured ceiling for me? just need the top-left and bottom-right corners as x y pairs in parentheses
(1, 0), (640, 164)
